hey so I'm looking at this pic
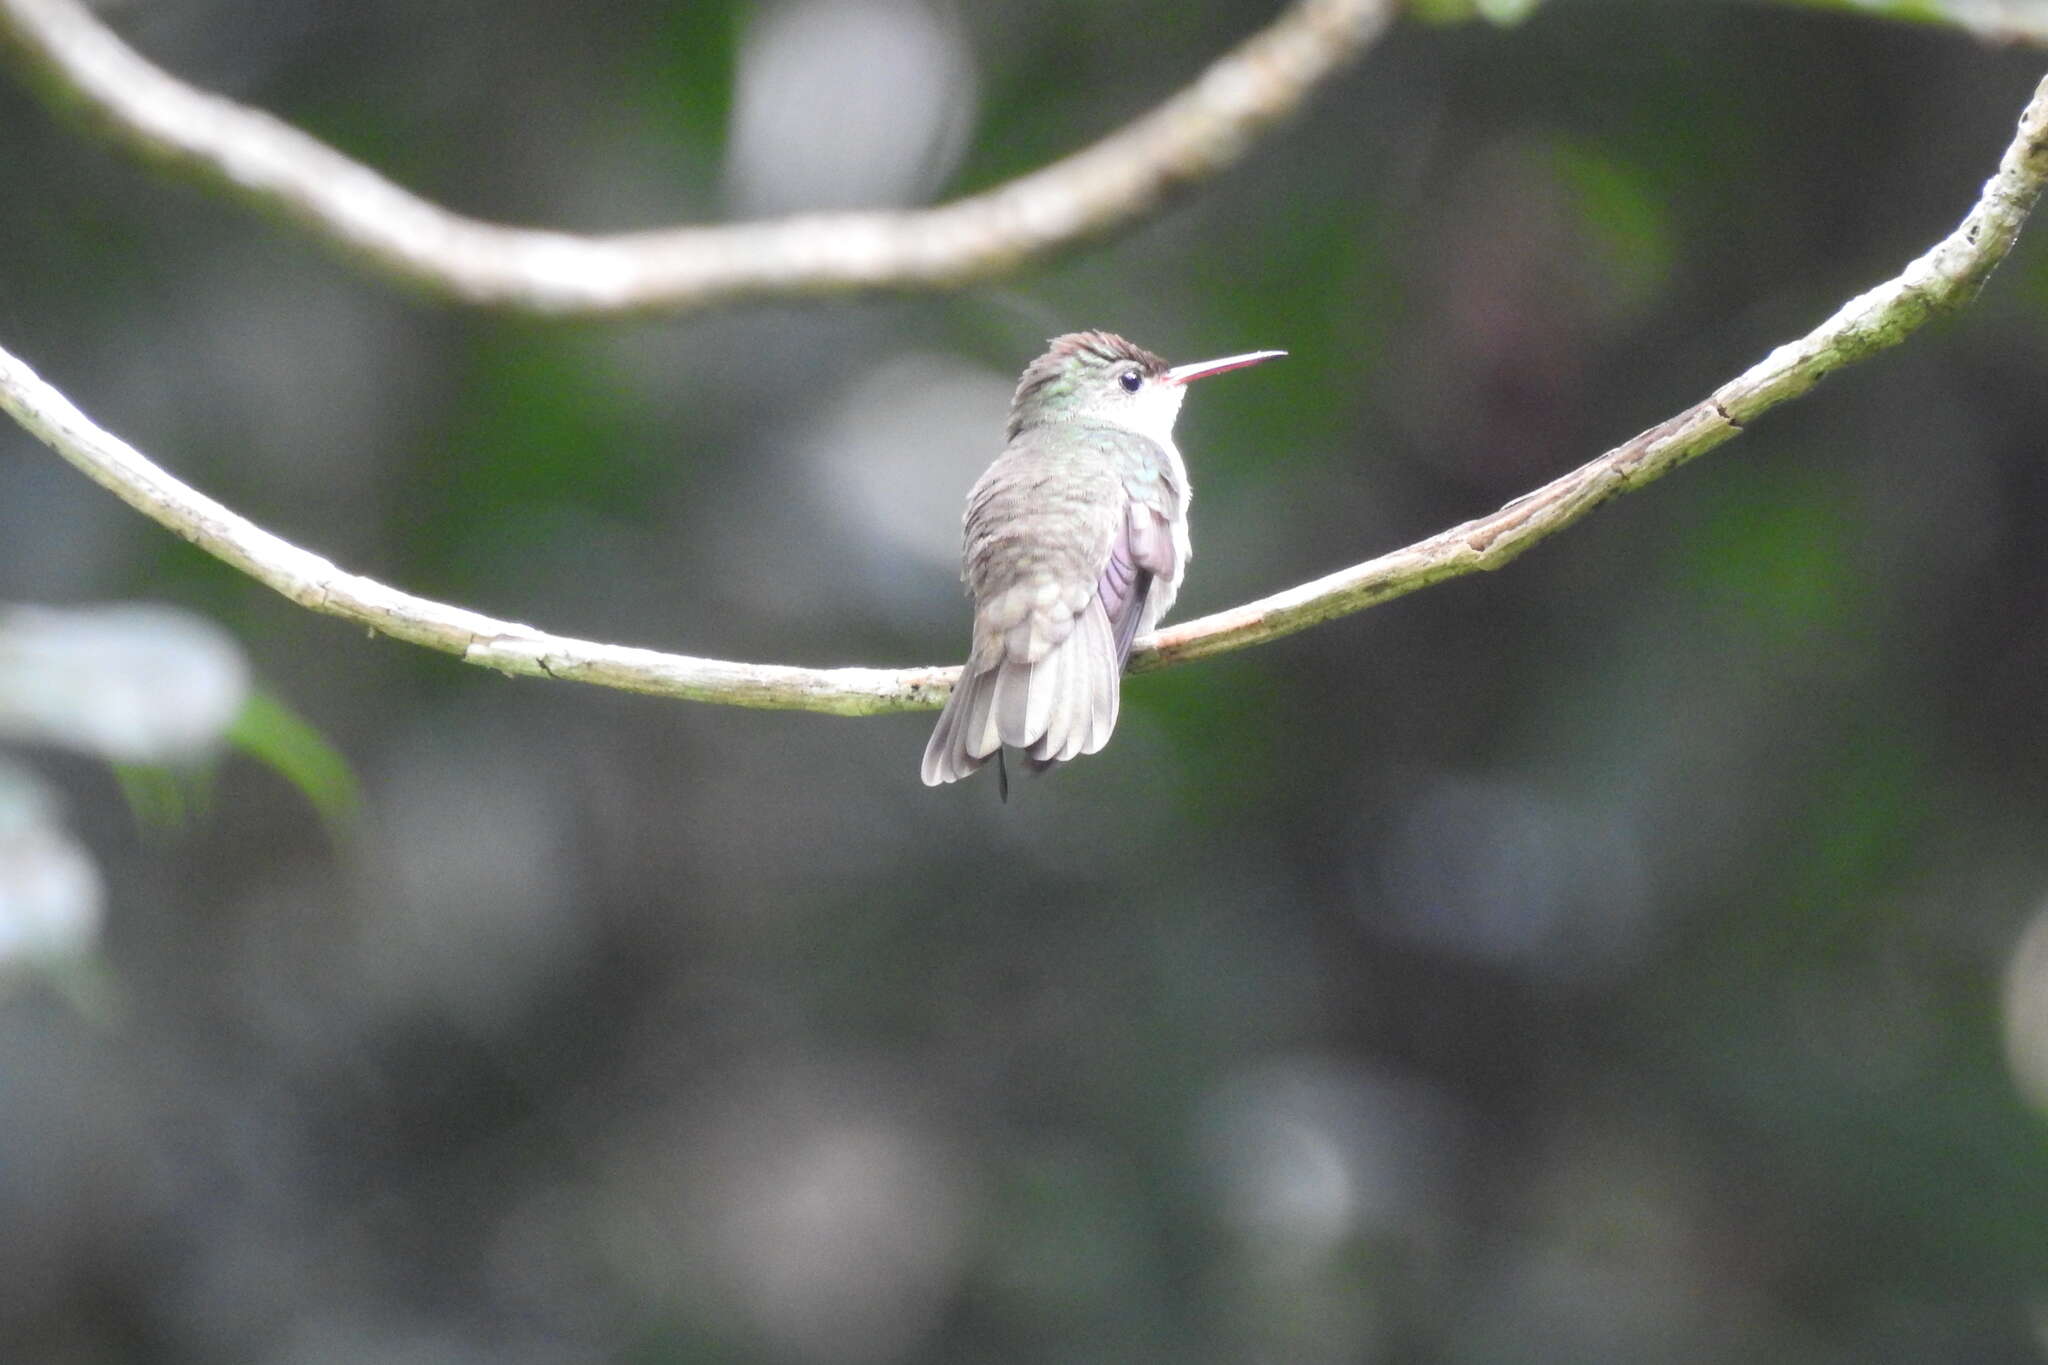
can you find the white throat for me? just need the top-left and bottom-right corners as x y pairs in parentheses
(1117, 382), (1188, 453)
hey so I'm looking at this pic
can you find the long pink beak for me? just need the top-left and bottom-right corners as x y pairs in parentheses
(1164, 349), (1286, 385)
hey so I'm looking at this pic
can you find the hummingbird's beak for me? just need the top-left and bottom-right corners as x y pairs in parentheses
(1163, 349), (1287, 386)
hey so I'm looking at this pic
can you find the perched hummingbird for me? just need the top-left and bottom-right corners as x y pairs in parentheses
(921, 331), (1284, 792)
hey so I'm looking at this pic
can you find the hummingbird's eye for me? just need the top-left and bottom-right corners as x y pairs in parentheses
(1118, 369), (1143, 393)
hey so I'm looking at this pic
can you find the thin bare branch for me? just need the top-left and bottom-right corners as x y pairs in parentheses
(0, 0), (2036, 331)
(3, 76), (2044, 716)
(1741, 0), (2048, 46)
(1419, 0), (2048, 45)
(0, 0), (1394, 318)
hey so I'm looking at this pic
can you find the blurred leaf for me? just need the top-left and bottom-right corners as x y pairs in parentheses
(0, 761), (103, 977)
(228, 689), (361, 836)
(1552, 139), (1675, 319)
(641, 0), (739, 148)
(1786, 735), (1926, 938)
(1409, 0), (1547, 22)
(1680, 463), (1858, 646)
(0, 603), (250, 764)
(724, 0), (977, 215)
(111, 760), (213, 837)
(420, 333), (648, 590)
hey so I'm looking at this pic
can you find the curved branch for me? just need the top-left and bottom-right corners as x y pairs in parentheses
(3, 76), (2044, 716)
(0, 0), (1394, 317)
(1743, 0), (2048, 46)
(1145, 69), (2048, 670)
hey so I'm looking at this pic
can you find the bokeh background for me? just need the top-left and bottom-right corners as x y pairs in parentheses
(6, 0), (2048, 1360)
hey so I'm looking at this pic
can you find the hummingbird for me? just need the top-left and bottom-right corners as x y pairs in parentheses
(921, 331), (1284, 793)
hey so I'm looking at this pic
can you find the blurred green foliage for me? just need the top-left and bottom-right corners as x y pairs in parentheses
(228, 688), (360, 833)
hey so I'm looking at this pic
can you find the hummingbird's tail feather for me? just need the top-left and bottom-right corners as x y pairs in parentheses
(920, 662), (995, 786)
(922, 602), (1122, 787)
(1023, 599), (1121, 767)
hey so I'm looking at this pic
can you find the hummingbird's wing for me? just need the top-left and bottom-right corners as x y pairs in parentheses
(1101, 502), (1181, 666)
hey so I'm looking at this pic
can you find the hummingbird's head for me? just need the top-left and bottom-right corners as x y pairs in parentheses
(1007, 331), (1286, 445)
(1008, 331), (1171, 441)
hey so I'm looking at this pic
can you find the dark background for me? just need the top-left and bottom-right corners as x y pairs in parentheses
(5, 1), (2048, 1361)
